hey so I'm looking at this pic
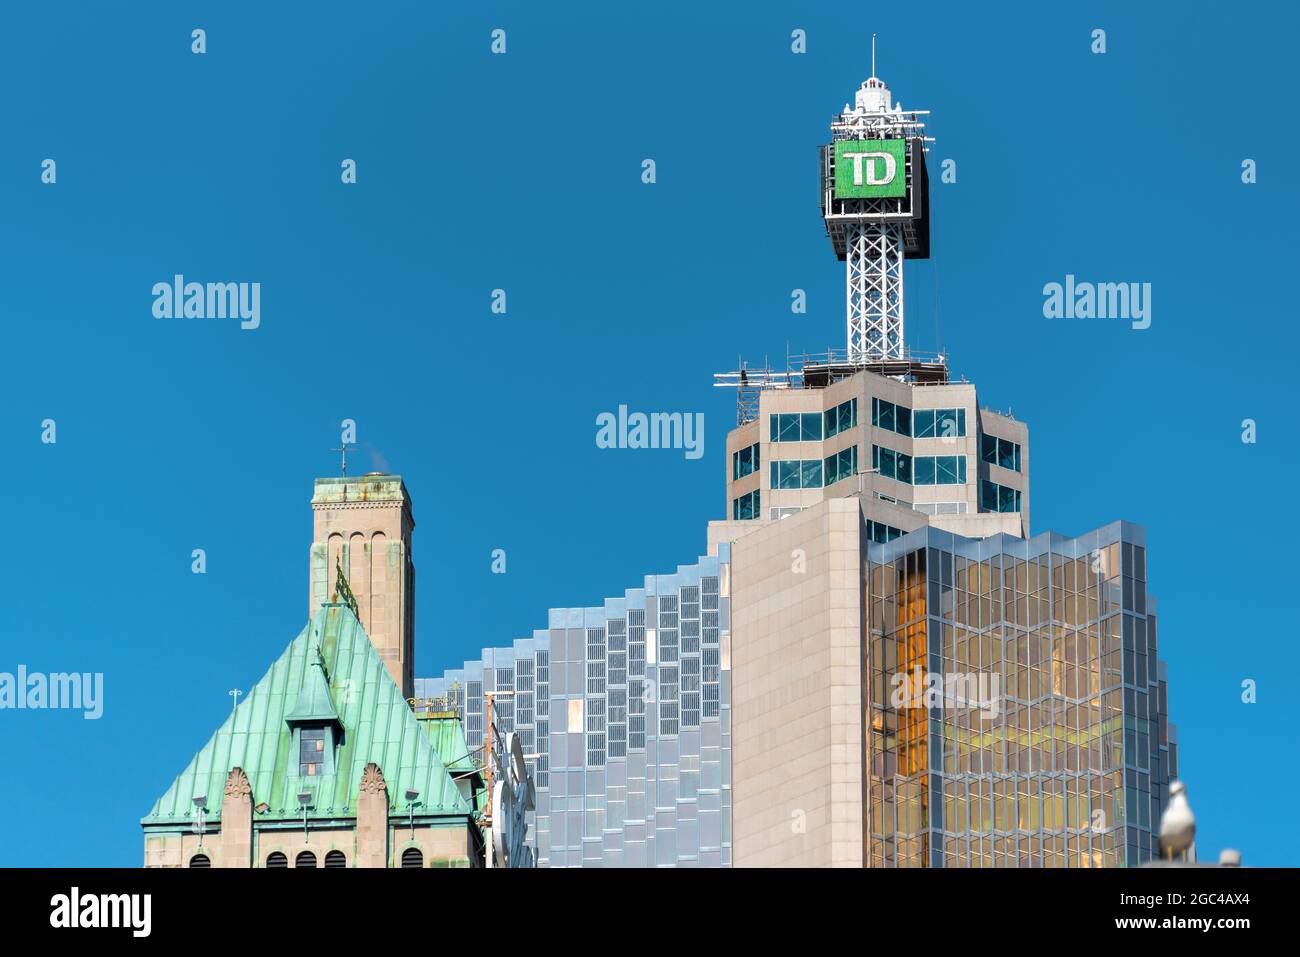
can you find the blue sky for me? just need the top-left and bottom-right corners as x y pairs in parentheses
(0, 1), (1294, 866)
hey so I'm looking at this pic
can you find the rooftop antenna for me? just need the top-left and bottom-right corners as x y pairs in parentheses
(824, 33), (932, 364)
(329, 442), (355, 476)
(228, 688), (242, 713)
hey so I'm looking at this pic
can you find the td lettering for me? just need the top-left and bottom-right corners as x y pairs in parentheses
(843, 151), (896, 186)
(833, 139), (906, 198)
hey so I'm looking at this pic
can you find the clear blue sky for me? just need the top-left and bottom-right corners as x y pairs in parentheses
(0, 1), (1294, 866)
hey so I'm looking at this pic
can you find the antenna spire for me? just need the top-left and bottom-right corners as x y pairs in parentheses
(871, 33), (877, 79)
(329, 442), (355, 476)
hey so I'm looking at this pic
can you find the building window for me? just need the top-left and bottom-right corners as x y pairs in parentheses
(981, 433), (1022, 472)
(913, 455), (967, 485)
(769, 412), (823, 442)
(188, 854), (210, 868)
(265, 852), (288, 868)
(824, 398), (858, 438)
(867, 521), (905, 543)
(913, 501), (968, 516)
(732, 488), (760, 520)
(980, 479), (1022, 513)
(874, 447), (966, 486)
(824, 445), (858, 485)
(872, 397), (912, 437)
(872, 444), (912, 483)
(401, 848), (424, 869)
(295, 851), (317, 868)
(324, 850), (347, 868)
(659, 664), (680, 737)
(770, 459), (823, 489)
(732, 443), (759, 480)
(913, 407), (966, 439)
(300, 728), (325, 776)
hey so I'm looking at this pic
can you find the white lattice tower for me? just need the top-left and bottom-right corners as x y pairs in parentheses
(846, 222), (905, 361)
(825, 59), (930, 364)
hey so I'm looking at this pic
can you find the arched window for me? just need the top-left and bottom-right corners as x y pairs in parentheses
(188, 854), (211, 868)
(295, 851), (317, 868)
(265, 852), (288, 868)
(400, 847), (423, 869)
(324, 850), (347, 868)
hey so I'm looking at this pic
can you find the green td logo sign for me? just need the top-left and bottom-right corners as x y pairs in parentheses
(834, 139), (907, 198)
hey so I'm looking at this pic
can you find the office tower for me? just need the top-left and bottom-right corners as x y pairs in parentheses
(710, 67), (1178, 867)
(418, 549), (732, 866)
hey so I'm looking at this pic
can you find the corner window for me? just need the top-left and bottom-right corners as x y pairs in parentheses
(824, 398), (858, 438)
(867, 521), (904, 543)
(871, 397), (911, 437)
(872, 445), (912, 483)
(824, 445), (858, 485)
(876, 448), (964, 486)
(732, 443), (759, 480)
(980, 479), (1022, 513)
(732, 489), (760, 520)
(981, 433), (1022, 472)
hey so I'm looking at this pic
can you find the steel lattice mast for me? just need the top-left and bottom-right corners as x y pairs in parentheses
(821, 58), (932, 364)
(713, 44), (940, 424)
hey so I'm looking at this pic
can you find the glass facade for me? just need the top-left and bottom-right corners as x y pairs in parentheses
(418, 548), (732, 867)
(865, 523), (1175, 868)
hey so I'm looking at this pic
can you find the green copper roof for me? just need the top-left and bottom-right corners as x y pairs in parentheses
(285, 651), (342, 731)
(142, 603), (469, 827)
(420, 716), (478, 777)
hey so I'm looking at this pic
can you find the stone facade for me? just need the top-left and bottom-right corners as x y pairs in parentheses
(145, 764), (476, 868)
(310, 475), (416, 698)
(726, 498), (865, 867)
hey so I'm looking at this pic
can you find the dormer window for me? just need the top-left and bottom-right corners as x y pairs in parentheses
(301, 728), (326, 776)
(285, 646), (344, 780)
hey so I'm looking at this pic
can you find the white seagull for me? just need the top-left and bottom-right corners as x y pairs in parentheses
(1159, 780), (1196, 859)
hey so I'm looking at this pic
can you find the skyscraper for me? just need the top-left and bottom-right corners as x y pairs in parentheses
(710, 67), (1178, 867)
(423, 63), (1180, 867)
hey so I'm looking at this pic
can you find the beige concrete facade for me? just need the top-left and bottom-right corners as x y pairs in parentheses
(310, 475), (416, 698)
(727, 498), (866, 867)
(724, 366), (1030, 540)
